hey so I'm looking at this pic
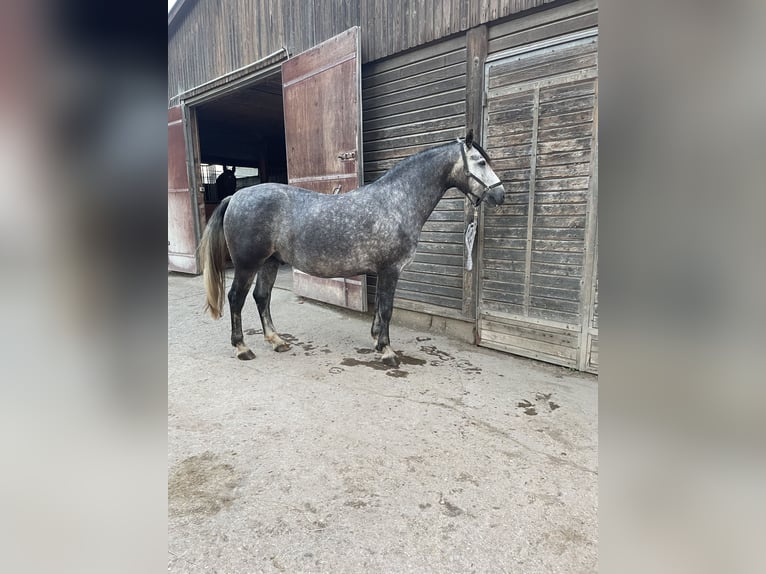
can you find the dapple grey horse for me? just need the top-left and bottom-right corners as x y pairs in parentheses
(199, 130), (505, 367)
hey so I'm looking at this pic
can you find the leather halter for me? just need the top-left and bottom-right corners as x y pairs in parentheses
(459, 141), (504, 207)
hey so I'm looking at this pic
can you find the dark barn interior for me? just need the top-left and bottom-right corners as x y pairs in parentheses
(194, 72), (288, 212)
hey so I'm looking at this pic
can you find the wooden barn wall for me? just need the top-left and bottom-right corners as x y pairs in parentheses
(477, 0), (598, 370)
(587, 245), (598, 373)
(361, 35), (469, 318)
(168, 0), (565, 102)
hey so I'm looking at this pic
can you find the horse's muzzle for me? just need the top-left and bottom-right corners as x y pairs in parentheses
(485, 185), (505, 207)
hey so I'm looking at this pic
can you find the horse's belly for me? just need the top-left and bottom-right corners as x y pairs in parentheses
(287, 249), (372, 278)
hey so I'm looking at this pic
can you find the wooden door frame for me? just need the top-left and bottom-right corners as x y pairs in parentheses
(578, 93), (598, 372)
(181, 103), (204, 249)
(168, 103), (202, 274)
(172, 58), (289, 273)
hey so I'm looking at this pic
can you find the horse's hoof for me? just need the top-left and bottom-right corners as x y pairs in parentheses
(274, 343), (291, 353)
(382, 354), (400, 368)
(237, 349), (256, 360)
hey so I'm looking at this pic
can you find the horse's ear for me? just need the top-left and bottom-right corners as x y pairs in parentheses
(222, 165), (228, 171)
(465, 129), (474, 148)
(232, 166), (236, 173)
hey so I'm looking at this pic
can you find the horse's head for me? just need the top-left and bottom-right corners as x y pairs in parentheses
(216, 165), (237, 197)
(455, 131), (505, 207)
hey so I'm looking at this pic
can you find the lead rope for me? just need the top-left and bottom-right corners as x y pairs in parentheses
(465, 206), (479, 271)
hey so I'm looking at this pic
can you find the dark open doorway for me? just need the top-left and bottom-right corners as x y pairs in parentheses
(192, 71), (288, 221)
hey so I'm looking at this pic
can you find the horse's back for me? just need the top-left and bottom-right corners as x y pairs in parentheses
(228, 182), (299, 202)
(225, 183), (300, 219)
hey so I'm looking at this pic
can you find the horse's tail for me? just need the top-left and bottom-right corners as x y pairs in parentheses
(199, 196), (232, 319)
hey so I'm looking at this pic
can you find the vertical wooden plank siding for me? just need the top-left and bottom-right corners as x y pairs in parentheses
(362, 35), (468, 319)
(522, 87), (540, 314)
(478, 23), (598, 370)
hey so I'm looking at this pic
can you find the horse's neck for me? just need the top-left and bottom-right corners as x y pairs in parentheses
(369, 148), (457, 226)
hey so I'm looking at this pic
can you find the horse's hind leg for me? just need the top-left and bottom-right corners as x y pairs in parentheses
(228, 268), (257, 360)
(253, 258), (290, 352)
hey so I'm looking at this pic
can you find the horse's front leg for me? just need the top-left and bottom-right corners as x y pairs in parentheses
(371, 285), (382, 342)
(253, 259), (290, 352)
(374, 268), (400, 367)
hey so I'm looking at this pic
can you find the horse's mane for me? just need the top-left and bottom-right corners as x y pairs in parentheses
(376, 139), (493, 183)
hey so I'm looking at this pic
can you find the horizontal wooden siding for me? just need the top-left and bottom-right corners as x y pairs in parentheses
(362, 36), (468, 316)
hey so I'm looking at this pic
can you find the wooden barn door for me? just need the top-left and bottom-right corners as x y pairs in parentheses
(477, 31), (598, 371)
(282, 27), (367, 311)
(168, 105), (199, 274)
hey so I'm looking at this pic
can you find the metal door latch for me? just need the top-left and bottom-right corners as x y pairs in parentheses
(337, 151), (356, 161)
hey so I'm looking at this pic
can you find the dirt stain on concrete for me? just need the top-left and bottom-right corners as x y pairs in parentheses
(341, 357), (389, 371)
(519, 395), (561, 415)
(354, 348), (427, 367)
(303, 502), (318, 514)
(420, 345), (454, 361)
(399, 354), (427, 366)
(420, 345), (482, 375)
(282, 333), (319, 353)
(456, 472), (480, 486)
(517, 400), (538, 416)
(438, 493), (464, 517)
(339, 357), (410, 378)
(168, 451), (241, 517)
(280, 333), (323, 355)
(542, 527), (592, 556)
(545, 428), (574, 449)
(341, 352), (426, 374)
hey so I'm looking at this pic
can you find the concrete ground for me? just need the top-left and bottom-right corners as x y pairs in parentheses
(168, 267), (598, 573)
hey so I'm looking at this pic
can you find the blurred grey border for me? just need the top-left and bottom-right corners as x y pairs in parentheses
(0, 1), (166, 573)
(600, 1), (765, 573)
